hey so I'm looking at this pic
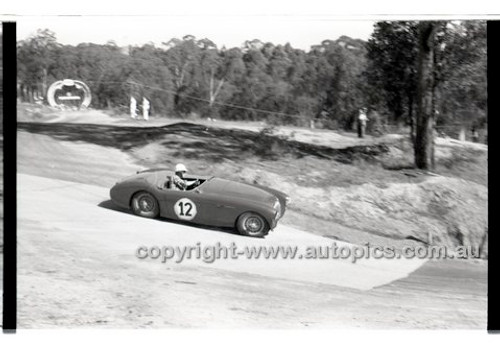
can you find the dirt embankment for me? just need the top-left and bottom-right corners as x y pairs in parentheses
(13, 107), (488, 329)
(17, 107), (488, 256)
(124, 127), (488, 255)
(238, 169), (487, 254)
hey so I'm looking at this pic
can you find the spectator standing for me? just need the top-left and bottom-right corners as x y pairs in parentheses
(471, 127), (479, 143)
(358, 108), (369, 138)
(143, 97), (150, 121)
(130, 96), (137, 119)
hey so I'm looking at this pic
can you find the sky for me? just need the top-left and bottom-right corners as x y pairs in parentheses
(8, 1), (500, 50)
(16, 16), (376, 51)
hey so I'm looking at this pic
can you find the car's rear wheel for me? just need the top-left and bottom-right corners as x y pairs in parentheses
(236, 212), (269, 238)
(131, 191), (159, 218)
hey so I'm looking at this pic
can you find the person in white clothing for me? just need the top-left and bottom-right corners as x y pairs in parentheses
(130, 96), (137, 119)
(142, 97), (150, 121)
(358, 108), (369, 138)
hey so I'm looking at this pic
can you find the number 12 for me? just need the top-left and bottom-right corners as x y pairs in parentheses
(178, 202), (193, 216)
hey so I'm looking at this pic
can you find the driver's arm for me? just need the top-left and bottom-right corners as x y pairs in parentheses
(185, 179), (200, 189)
(173, 175), (187, 190)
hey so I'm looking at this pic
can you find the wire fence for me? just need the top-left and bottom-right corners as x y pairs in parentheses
(17, 78), (488, 144)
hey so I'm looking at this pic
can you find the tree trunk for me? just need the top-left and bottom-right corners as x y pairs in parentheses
(28, 86), (34, 103)
(408, 93), (415, 145)
(415, 22), (437, 170)
(42, 68), (48, 101)
(19, 84), (25, 102)
(209, 68), (224, 108)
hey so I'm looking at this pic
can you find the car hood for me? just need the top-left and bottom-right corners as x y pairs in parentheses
(203, 178), (277, 205)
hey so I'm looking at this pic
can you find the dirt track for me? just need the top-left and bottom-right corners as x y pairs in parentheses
(15, 117), (487, 329)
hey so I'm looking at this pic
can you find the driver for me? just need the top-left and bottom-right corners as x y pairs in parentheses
(172, 163), (188, 190)
(172, 163), (199, 190)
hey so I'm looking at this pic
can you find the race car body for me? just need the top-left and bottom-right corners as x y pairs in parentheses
(110, 168), (290, 237)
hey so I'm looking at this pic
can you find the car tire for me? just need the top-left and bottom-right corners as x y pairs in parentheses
(236, 212), (270, 238)
(131, 191), (160, 218)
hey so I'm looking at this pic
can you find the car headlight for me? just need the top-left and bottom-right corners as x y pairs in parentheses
(273, 199), (281, 218)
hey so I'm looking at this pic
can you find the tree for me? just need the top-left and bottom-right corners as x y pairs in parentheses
(161, 36), (207, 115)
(207, 47), (246, 117)
(365, 22), (419, 130)
(366, 20), (486, 137)
(306, 37), (367, 129)
(415, 22), (438, 170)
(198, 38), (225, 110)
(127, 44), (174, 114)
(436, 21), (487, 127)
(18, 29), (60, 102)
(230, 43), (272, 120)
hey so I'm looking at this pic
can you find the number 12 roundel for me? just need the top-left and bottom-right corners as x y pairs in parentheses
(174, 198), (198, 221)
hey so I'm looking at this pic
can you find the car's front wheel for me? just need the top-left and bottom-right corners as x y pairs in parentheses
(131, 191), (160, 218)
(236, 212), (270, 238)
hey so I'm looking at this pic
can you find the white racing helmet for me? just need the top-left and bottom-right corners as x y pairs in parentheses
(175, 163), (187, 173)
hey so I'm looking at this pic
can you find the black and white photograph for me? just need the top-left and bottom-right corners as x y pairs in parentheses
(0, 1), (497, 343)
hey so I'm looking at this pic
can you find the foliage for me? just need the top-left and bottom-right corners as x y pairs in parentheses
(436, 21), (487, 127)
(365, 22), (419, 123)
(17, 23), (486, 130)
(365, 21), (487, 128)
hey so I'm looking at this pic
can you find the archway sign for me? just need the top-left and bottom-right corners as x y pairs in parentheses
(47, 79), (92, 109)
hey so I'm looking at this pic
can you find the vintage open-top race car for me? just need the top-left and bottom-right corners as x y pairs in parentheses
(110, 168), (290, 237)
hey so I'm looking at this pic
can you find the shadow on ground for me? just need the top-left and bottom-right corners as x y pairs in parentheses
(98, 199), (244, 238)
(18, 121), (389, 163)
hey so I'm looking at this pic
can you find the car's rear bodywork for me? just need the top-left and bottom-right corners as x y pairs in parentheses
(110, 168), (289, 232)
